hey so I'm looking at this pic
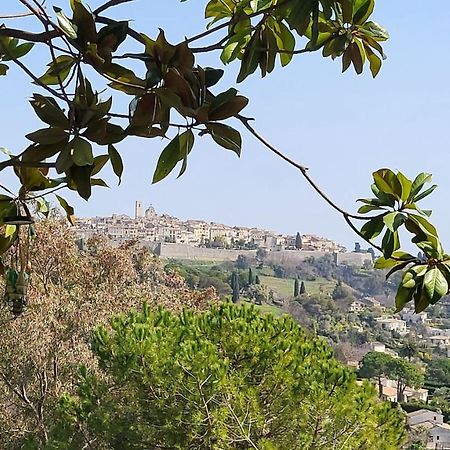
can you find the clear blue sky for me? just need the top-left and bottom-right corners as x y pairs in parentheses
(2, 0), (450, 250)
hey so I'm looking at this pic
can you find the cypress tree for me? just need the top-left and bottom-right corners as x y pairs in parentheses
(231, 273), (240, 303)
(248, 268), (254, 285)
(295, 232), (303, 250)
(255, 275), (260, 285)
(300, 281), (306, 295)
(294, 278), (299, 297)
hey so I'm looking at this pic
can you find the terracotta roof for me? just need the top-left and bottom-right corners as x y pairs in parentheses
(382, 386), (397, 397)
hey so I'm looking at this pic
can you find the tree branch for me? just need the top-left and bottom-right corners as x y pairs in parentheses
(93, 0), (136, 16)
(0, 159), (56, 171)
(0, 11), (35, 19)
(0, 27), (58, 42)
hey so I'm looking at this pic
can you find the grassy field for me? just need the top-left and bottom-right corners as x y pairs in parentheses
(254, 303), (284, 316)
(259, 276), (336, 298)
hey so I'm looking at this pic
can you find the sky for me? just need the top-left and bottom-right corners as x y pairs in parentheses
(2, 0), (450, 251)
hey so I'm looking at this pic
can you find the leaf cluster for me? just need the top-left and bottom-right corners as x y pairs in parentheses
(358, 169), (449, 313)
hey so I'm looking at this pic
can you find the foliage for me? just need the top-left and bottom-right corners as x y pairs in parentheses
(231, 271), (240, 303)
(0, 0), (388, 250)
(273, 264), (286, 279)
(295, 232), (302, 250)
(359, 351), (393, 396)
(430, 387), (450, 415)
(236, 254), (250, 270)
(0, 0), (447, 312)
(426, 358), (450, 388)
(359, 351), (424, 402)
(0, 219), (216, 448)
(294, 277), (299, 297)
(359, 170), (450, 312)
(45, 303), (406, 449)
(332, 280), (351, 300)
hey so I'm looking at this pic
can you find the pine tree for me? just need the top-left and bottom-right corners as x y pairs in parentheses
(255, 275), (260, 285)
(300, 281), (306, 295)
(295, 232), (303, 250)
(248, 268), (254, 285)
(294, 278), (299, 297)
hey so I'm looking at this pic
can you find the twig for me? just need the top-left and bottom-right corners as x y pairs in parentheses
(343, 214), (383, 253)
(93, 0), (135, 16)
(0, 11), (35, 19)
(0, 159), (56, 171)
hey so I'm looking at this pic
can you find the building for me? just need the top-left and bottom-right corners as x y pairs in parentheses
(135, 200), (143, 220)
(73, 203), (353, 256)
(429, 335), (450, 347)
(407, 410), (449, 448)
(402, 310), (429, 325)
(376, 318), (408, 334)
(349, 300), (366, 313)
(428, 423), (450, 449)
(408, 410), (444, 427)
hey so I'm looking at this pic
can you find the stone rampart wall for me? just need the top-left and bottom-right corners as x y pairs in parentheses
(155, 244), (372, 266)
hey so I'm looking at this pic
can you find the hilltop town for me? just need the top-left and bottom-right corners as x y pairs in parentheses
(75, 201), (348, 252)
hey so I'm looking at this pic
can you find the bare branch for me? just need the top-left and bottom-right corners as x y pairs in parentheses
(93, 0), (135, 16)
(0, 11), (35, 19)
(0, 27), (58, 42)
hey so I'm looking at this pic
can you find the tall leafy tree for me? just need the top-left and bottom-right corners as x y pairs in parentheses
(359, 351), (393, 397)
(294, 278), (299, 297)
(46, 304), (406, 449)
(248, 267), (254, 285)
(387, 358), (424, 403)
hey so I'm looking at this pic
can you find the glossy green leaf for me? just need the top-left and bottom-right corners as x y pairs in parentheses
(204, 67), (224, 88)
(108, 144), (124, 184)
(414, 185), (437, 203)
(424, 267), (448, 304)
(383, 212), (404, 232)
(72, 137), (94, 166)
(353, 0), (374, 25)
(56, 194), (75, 225)
(395, 284), (414, 312)
(91, 155), (110, 176)
(69, 164), (93, 200)
(207, 123), (242, 155)
(54, 7), (78, 39)
(1, 42), (33, 61)
(30, 94), (69, 128)
(381, 229), (399, 259)
(360, 217), (384, 240)
(38, 55), (76, 86)
(26, 128), (68, 145)
(152, 130), (194, 183)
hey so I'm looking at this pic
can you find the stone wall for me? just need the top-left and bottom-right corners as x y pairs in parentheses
(155, 243), (373, 267)
(155, 243), (257, 262)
